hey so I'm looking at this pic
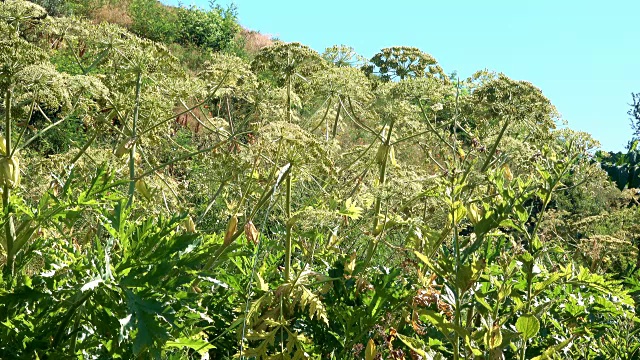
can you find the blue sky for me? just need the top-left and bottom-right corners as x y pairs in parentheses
(164, 0), (639, 151)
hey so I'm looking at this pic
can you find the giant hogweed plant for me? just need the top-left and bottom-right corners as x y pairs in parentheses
(1, 1), (638, 358)
(232, 48), (637, 358)
(0, 164), (246, 358)
(378, 84), (636, 358)
(283, 72), (635, 358)
(0, 2), (243, 357)
(0, 0), (111, 282)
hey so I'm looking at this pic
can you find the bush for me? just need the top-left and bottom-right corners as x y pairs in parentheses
(30, 0), (71, 16)
(176, 1), (239, 52)
(129, 0), (178, 43)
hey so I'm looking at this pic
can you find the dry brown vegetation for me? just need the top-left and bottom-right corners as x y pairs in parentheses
(91, 1), (132, 27)
(237, 28), (273, 56)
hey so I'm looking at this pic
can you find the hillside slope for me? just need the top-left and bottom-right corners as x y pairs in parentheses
(1, 1), (639, 359)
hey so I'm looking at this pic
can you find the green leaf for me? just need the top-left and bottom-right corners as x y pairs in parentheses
(339, 198), (363, 220)
(465, 334), (483, 356)
(300, 286), (329, 325)
(397, 334), (429, 357)
(484, 326), (502, 349)
(256, 272), (269, 292)
(165, 337), (215, 355)
(516, 314), (540, 340)
(448, 201), (466, 224)
(124, 289), (171, 355)
(421, 309), (469, 341)
(81, 278), (103, 292)
(345, 252), (357, 274)
(474, 293), (493, 312)
(531, 336), (574, 360)
(365, 339), (377, 360)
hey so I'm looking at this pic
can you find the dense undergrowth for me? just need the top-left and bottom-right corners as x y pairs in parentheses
(1, 1), (640, 359)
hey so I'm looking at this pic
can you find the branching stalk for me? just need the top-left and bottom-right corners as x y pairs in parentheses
(126, 71), (142, 209)
(2, 89), (16, 281)
(331, 98), (341, 139)
(480, 116), (511, 173)
(284, 171), (292, 280)
(364, 119), (395, 265)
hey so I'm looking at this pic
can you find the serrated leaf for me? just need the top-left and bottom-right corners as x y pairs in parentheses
(81, 278), (103, 292)
(340, 198), (363, 220)
(300, 286), (329, 325)
(165, 337), (215, 355)
(256, 272), (269, 291)
(124, 289), (171, 355)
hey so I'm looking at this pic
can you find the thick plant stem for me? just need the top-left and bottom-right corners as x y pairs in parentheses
(480, 116), (510, 173)
(286, 51), (292, 124)
(452, 206), (462, 360)
(126, 71), (142, 209)
(2, 89), (16, 281)
(364, 119), (395, 265)
(284, 172), (292, 280)
(518, 164), (569, 360)
(331, 99), (341, 139)
(283, 49), (294, 279)
(452, 84), (462, 360)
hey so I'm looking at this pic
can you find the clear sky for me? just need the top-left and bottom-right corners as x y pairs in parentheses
(164, 0), (640, 152)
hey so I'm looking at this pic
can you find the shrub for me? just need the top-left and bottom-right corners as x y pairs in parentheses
(129, 0), (177, 43)
(30, 0), (71, 16)
(176, 1), (239, 52)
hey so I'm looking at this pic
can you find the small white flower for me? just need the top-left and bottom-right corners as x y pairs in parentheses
(430, 103), (444, 111)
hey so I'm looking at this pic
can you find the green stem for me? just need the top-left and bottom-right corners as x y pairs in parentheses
(134, 134), (243, 181)
(346, 96), (381, 140)
(331, 98), (341, 139)
(139, 71), (230, 137)
(2, 89), (16, 282)
(452, 210), (461, 360)
(452, 82), (462, 360)
(417, 100), (455, 152)
(308, 98), (331, 134)
(19, 99), (81, 151)
(480, 117), (511, 173)
(364, 119), (395, 265)
(10, 100), (35, 158)
(126, 71), (142, 209)
(286, 52), (292, 123)
(197, 180), (227, 224)
(192, 164), (292, 289)
(69, 131), (98, 166)
(285, 172), (292, 280)
(52, 290), (93, 349)
(518, 155), (576, 360)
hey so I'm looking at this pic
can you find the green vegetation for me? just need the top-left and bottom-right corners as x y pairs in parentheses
(1, 1), (639, 359)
